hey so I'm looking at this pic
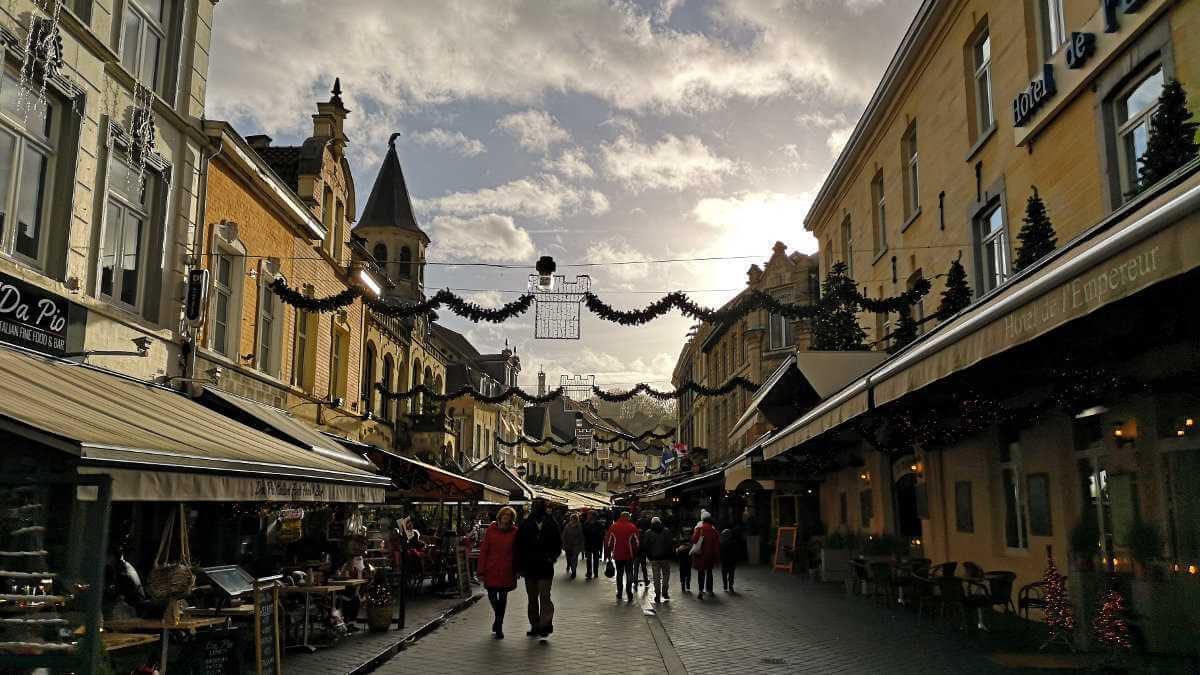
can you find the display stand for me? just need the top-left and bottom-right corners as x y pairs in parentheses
(772, 527), (798, 574)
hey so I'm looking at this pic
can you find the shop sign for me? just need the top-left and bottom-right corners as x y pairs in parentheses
(1013, 65), (1057, 128)
(1104, 0), (1148, 33)
(0, 271), (85, 355)
(1065, 31), (1096, 69)
(185, 268), (209, 322)
(253, 479), (327, 500)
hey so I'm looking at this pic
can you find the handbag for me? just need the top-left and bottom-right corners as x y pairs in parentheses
(688, 535), (704, 557)
(604, 559), (615, 579)
(147, 505), (195, 601)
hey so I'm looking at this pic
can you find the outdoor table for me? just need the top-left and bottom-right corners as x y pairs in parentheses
(100, 632), (160, 653)
(186, 605), (256, 618)
(280, 584), (342, 652)
(328, 578), (369, 589)
(106, 616), (227, 674)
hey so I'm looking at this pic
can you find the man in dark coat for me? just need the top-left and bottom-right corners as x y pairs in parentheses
(582, 510), (606, 580)
(514, 498), (562, 637)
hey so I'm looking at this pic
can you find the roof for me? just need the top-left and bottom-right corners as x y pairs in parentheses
(253, 145), (302, 191)
(355, 133), (429, 241)
(431, 323), (481, 361)
(523, 406), (547, 438)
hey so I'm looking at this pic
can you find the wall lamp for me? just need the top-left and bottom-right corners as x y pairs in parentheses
(63, 336), (153, 361)
(1112, 421), (1136, 447)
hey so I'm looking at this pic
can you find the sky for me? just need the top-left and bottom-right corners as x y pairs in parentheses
(206, 0), (922, 390)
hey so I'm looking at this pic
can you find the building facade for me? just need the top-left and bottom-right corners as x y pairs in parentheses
(761, 0), (1200, 642)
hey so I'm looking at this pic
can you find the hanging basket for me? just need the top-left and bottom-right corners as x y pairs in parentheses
(147, 505), (195, 601)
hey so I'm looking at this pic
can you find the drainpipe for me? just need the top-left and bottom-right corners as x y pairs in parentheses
(184, 128), (224, 384)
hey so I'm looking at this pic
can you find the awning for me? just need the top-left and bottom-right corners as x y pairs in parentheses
(0, 347), (389, 502)
(466, 457), (537, 502)
(641, 466), (727, 502)
(338, 441), (510, 504)
(765, 164), (1200, 460)
(723, 432), (776, 491)
(201, 387), (376, 471)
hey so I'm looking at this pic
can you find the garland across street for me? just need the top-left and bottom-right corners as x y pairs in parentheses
(374, 377), (759, 405)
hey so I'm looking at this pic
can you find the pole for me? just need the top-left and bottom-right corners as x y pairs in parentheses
(398, 532), (407, 629)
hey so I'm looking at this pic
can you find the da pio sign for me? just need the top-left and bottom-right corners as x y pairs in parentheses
(0, 271), (85, 355)
(1013, 64), (1057, 128)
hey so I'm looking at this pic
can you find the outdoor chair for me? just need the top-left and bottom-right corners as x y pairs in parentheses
(1018, 579), (1048, 621)
(913, 571), (940, 626)
(851, 559), (872, 596)
(935, 576), (970, 630)
(984, 571), (1018, 615)
(892, 561), (929, 606)
(931, 561), (958, 578)
(868, 561), (896, 606)
(961, 561), (986, 579)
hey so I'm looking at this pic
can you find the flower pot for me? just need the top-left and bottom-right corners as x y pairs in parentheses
(366, 604), (393, 632)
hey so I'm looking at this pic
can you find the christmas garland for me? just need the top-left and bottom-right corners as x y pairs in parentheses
(496, 429), (674, 450)
(375, 378), (756, 405)
(269, 277), (930, 328)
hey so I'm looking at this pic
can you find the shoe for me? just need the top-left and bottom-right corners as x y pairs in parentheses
(527, 628), (540, 637)
(616, 593), (623, 601)
(663, 590), (670, 599)
(494, 631), (504, 639)
(654, 594), (661, 603)
(541, 625), (554, 636)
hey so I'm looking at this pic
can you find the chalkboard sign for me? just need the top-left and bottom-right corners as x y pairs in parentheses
(174, 629), (240, 675)
(253, 580), (281, 675)
(772, 527), (797, 574)
(455, 543), (471, 598)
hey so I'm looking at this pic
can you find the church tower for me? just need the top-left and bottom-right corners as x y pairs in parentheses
(354, 133), (429, 301)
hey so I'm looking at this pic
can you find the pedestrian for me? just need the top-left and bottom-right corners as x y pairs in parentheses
(719, 523), (745, 593)
(635, 513), (652, 587)
(641, 517), (675, 603)
(604, 511), (640, 601)
(514, 497), (562, 637)
(478, 506), (519, 639)
(582, 510), (605, 580)
(670, 518), (692, 593)
(691, 514), (720, 598)
(561, 512), (584, 579)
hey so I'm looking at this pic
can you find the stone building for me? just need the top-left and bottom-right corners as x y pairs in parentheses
(757, 0), (1200, 640)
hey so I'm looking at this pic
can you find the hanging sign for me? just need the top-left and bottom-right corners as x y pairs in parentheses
(186, 268), (210, 322)
(0, 271), (85, 355)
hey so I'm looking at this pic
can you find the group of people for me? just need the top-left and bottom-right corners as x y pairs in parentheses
(476, 499), (747, 640)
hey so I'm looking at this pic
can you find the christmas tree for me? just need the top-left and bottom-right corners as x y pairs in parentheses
(1014, 186), (1057, 272)
(1042, 547), (1074, 647)
(1092, 585), (1132, 659)
(888, 305), (918, 354)
(812, 261), (867, 351)
(936, 257), (972, 320)
(1136, 79), (1199, 194)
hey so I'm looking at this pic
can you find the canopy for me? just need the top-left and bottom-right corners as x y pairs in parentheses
(330, 439), (510, 505)
(0, 347), (389, 502)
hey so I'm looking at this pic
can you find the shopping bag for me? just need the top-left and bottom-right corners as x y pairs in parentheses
(688, 535), (703, 557)
(604, 559), (615, 579)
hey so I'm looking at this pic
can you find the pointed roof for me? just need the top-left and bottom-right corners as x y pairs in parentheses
(354, 133), (429, 242)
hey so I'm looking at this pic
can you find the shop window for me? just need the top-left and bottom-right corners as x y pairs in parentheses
(971, 26), (995, 137)
(255, 269), (282, 377)
(1000, 429), (1029, 551)
(902, 122), (919, 219)
(955, 481), (974, 533)
(840, 215), (854, 279)
(1027, 472), (1052, 537)
(973, 198), (1010, 293)
(291, 304), (316, 391)
(1113, 64), (1165, 200)
(120, 0), (178, 99)
(871, 170), (887, 255)
(1163, 449), (1200, 561)
(329, 324), (349, 400)
(860, 490), (873, 529)
(768, 288), (794, 350)
(1041, 0), (1067, 58)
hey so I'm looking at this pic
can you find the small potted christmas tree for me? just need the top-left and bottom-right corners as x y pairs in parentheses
(1133, 79), (1199, 195)
(363, 570), (394, 632)
(936, 256), (972, 321)
(1013, 186), (1057, 272)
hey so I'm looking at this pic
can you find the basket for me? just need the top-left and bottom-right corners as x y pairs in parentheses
(147, 505), (195, 601)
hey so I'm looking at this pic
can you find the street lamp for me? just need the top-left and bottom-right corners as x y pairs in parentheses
(534, 256), (557, 292)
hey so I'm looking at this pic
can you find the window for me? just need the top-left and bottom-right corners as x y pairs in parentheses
(362, 344), (376, 413)
(101, 158), (158, 311)
(840, 216), (854, 278)
(256, 275), (281, 376)
(768, 288), (794, 350)
(121, 0), (168, 89)
(1041, 0), (1067, 58)
(974, 199), (1010, 292)
(871, 170), (886, 254)
(0, 74), (58, 269)
(973, 30), (995, 133)
(874, 284), (890, 348)
(209, 249), (241, 356)
(860, 489), (873, 529)
(333, 200), (345, 262)
(398, 246), (412, 279)
(1027, 473), (1052, 537)
(902, 122), (919, 218)
(1115, 65), (1164, 198)
(381, 355), (394, 420)
(955, 481), (974, 533)
(373, 242), (387, 264)
(291, 307), (315, 390)
(321, 186), (333, 254)
(329, 325), (349, 400)
(1000, 429), (1028, 550)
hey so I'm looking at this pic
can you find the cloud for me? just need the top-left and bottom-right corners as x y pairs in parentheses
(417, 174), (599, 221)
(206, 0), (922, 135)
(462, 290), (506, 308)
(541, 147), (594, 179)
(795, 111), (847, 129)
(497, 109), (571, 153)
(531, 348), (678, 387)
(587, 191), (610, 215)
(600, 134), (737, 192)
(826, 126), (854, 158)
(426, 213), (536, 262)
(406, 128), (486, 156)
(691, 191), (819, 256)
(583, 238), (652, 289)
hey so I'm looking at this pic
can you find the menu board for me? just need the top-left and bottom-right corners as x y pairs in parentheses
(772, 527), (797, 574)
(175, 629), (240, 675)
(253, 580), (281, 675)
(455, 543), (471, 598)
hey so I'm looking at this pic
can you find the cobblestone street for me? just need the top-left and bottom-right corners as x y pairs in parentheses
(377, 562), (1032, 674)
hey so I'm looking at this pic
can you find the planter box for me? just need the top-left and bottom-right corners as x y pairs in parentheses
(821, 549), (852, 583)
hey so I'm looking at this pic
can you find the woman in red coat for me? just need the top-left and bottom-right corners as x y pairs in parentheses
(478, 506), (518, 638)
(691, 514), (721, 598)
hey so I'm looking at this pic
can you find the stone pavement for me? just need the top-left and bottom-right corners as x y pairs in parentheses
(376, 562), (1039, 675)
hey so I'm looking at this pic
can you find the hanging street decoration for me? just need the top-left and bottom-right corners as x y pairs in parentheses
(533, 273), (590, 339)
(374, 376), (759, 406)
(592, 377), (757, 402)
(561, 374), (595, 402)
(16, 1), (65, 124)
(494, 425), (675, 451)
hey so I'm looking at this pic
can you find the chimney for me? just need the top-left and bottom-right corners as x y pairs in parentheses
(538, 368), (546, 397)
(245, 134), (272, 149)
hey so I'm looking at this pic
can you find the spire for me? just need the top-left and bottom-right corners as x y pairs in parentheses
(331, 78), (343, 105)
(354, 134), (429, 242)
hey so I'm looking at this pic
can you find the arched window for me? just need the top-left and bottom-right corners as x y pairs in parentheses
(321, 186), (334, 254)
(363, 343), (376, 413)
(411, 359), (422, 415)
(399, 246), (412, 279)
(381, 354), (394, 420)
(373, 243), (387, 263)
(423, 367), (435, 414)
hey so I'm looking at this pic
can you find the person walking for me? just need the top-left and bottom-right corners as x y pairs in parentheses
(514, 498), (562, 637)
(672, 518), (692, 594)
(641, 517), (675, 603)
(478, 506), (518, 639)
(691, 514), (720, 598)
(635, 513), (652, 588)
(719, 523), (746, 593)
(604, 512), (640, 601)
(582, 511), (605, 580)
(561, 513), (584, 579)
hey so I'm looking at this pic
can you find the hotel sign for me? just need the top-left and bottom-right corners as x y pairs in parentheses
(0, 271), (85, 355)
(1013, 0), (1167, 145)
